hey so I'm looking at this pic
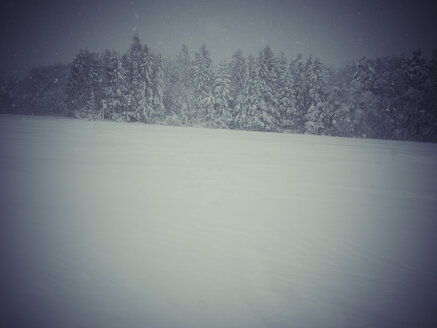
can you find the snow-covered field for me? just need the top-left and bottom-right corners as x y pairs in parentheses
(1, 114), (437, 328)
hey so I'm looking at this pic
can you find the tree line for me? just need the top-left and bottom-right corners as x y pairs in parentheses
(1, 35), (436, 142)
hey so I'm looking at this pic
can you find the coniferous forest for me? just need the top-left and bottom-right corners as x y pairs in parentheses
(1, 35), (436, 142)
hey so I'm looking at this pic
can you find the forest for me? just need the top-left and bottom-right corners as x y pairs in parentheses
(1, 35), (436, 142)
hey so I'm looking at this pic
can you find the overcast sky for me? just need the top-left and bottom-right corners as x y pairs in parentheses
(1, 0), (436, 79)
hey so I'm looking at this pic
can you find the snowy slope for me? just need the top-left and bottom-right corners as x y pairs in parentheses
(1, 114), (437, 328)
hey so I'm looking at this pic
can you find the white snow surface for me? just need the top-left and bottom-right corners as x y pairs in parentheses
(1, 114), (437, 328)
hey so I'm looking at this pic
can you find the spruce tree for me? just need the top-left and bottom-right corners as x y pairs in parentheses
(423, 49), (437, 141)
(404, 50), (428, 139)
(229, 49), (247, 110)
(304, 57), (329, 135)
(101, 50), (127, 120)
(138, 43), (155, 123)
(124, 35), (144, 121)
(66, 49), (103, 119)
(349, 57), (379, 138)
(235, 55), (265, 130)
(290, 54), (307, 132)
(258, 46), (277, 130)
(176, 45), (194, 123)
(274, 52), (295, 130)
(151, 53), (165, 122)
(192, 44), (214, 124)
(211, 60), (232, 128)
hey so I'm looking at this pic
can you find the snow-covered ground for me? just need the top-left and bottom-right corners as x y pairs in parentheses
(1, 114), (437, 328)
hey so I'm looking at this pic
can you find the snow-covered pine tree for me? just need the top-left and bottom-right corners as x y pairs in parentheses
(176, 45), (194, 123)
(178, 44), (193, 89)
(422, 49), (437, 141)
(233, 57), (249, 129)
(325, 85), (347, 136)
(112, 52), (130, 120)
(273, 52), (295, 130)
(121, 35), (155, 123)
(371, 56), (406, 139)
(162, 45), (193, 125)
(138, 43), (155, 123)
(162, 57), (177, 119)
(349, 57), (379, 138)
(101, 50), (124, 120)
(229, 49), (247, 111)
(290, 54), (307, 133)
(304, 57), (329, 135)
(123, 35), (144, 121)
(119, 53), (136, 121)
(192, 44), (214, 124)
(210, 60), (232, 128)
(150, 53), (165, 123)
(402, 50), (429, 140)
(325, 64), (356, 137)
(257, 46), (277, 130)
(235, 55), (265, 130)
(66, 49), (103, 119)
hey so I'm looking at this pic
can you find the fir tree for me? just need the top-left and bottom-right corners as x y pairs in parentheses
(403, 50), (428, 139)
(304, 57), (329, 135)
(192, 44), (214, 123)
(138, 43), (155, 123)
(176, 45), (194, 123)
(211, 60), (232, 128)
(257, 46), (277, 130)
(290, 54), (307, 132)
(423, 49), (437, 141)
(349, 57), (379, 138)
(235, 55), (265, 130)
(151, 53), (165, 122)
(101, 50), (127, 120)
(273, 52), (295, 130)
(229, 49), (247, 110)
(66, 49), (104, 119)
(124, 35), (145, 121)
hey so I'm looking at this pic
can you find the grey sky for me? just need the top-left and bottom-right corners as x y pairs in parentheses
(1, 0), (436, 79)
